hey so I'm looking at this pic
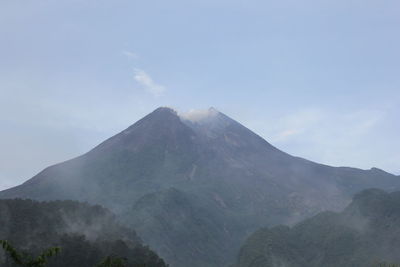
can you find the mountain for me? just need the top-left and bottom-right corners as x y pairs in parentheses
(235, 188), (400, 267)
(1, 107), (399, 267)
(0, 198), (167, 267)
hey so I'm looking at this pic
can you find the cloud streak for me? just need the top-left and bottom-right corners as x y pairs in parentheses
(122, 50), (138, 59)
(258, 108), (397, 173)
(133, 69), (166, 97)
(271, 109), (324, 142)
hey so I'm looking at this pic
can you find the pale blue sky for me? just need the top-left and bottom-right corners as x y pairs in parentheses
(1, 0), (399, 190)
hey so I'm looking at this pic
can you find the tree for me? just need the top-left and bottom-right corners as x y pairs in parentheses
(0, 240), (60, 267)
(97, 255), (127, 267)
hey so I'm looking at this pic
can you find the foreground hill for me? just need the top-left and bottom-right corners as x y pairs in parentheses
(236, 189), (400, 267)
(1, 107), (399, 266)
(0, 199), (167, 267)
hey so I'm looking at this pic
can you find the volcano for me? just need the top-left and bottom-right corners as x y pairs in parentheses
(1, 107), (399, 267)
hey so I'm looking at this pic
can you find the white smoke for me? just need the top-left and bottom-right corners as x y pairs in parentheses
(178, 107), (219, 122)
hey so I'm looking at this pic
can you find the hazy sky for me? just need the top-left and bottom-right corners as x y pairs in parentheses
(1, 0), (399, 190)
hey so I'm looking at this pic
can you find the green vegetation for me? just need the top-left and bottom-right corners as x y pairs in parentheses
(96, 256), (127, 267)
(0, 199), (167, 267)
(1, 240), (60, 267)
(235, 189), (400, 267)
(375, 262), (400, 267)
(1, 240), (163, 267)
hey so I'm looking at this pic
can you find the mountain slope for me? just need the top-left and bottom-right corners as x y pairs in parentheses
(235, 189), (400, 267)
(0, 107), (399, 267)
(124, 187), (237, 267)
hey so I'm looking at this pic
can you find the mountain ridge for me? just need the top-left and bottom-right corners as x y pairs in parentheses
(1, 107), (399, 267)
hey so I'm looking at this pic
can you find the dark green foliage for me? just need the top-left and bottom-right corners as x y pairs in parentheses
(1, 240), (60, 267)
(0, 199), (167, 267)
(97, 256), (127, 267)
(0, 240), (24, 265)
(375, 262), (400, 267)
(236, 189), (400, 267)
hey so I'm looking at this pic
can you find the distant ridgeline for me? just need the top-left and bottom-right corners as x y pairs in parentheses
(0, 199), (167, 267)
(235, 189), (400, 267)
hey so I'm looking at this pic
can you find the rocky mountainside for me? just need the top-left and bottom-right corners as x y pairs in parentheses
(235, 188), (400, 267)
(1, 107), (399, 267)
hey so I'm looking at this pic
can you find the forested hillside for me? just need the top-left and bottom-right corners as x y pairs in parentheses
(0, 199), (167, 267)
(236, 189), (400, 267)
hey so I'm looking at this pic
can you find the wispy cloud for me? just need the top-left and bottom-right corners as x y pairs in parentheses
(133, 69), (166, 97)
(121, 51), (166, 97)
(122, 50), (138, 59)
(261, 108), (391, 171)
(268, 109), (384, 144)
(271, 109), (324, 142)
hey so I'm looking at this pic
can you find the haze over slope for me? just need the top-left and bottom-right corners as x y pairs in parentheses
(0, 199), (167, 267)
(236, 189), (400, 267)
(1, 107), (399, 267)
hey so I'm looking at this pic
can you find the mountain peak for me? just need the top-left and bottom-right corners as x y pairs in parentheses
(177, 107), (238, 139)
(150, 106), (178, 117)
(136, 106), (180, 126)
